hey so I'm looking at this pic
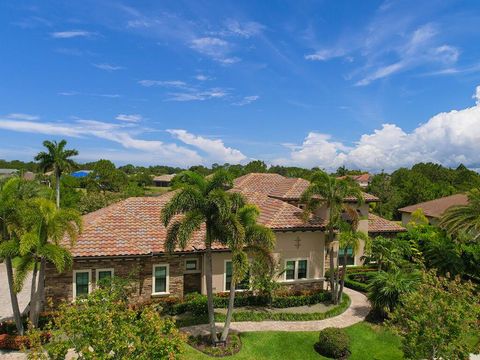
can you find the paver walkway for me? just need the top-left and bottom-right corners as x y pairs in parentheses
(0, 263), (32, 321)
(181, 287), (370, 335)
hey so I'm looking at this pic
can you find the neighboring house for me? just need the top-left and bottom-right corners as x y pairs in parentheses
(153, 174), (176, 187)
(0, 169), (18, 178)
(336, 173), (372, 189)
(44, 173), (405, 304)
(398, 194), (469, 226)
(71, 170), (92, 178)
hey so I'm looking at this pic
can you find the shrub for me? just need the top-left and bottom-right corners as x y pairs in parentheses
(0, 334), (30, 350)
(315, 327), (350, 359)
(344, 272), (377, 292)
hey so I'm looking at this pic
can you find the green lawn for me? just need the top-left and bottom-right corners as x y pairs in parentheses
(183, 322), (403, 359)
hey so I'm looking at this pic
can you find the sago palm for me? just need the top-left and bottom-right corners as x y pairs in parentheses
(162, 170), (236, 343)
(439, 188), (480, 242)
(15, 198), (82, 326)
(35, 139), (78, 208)
(367, 269), (420, 315)
(301, 171), (363, 304)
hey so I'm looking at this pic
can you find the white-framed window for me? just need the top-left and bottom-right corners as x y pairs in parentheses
(73, 269), (92, 299)
(96, 268), (114, 284)
(224, 260), (250, 291)
(184, 259), (199, 273)
(284, 259), (308, 281)
(152, 264), (169, 295)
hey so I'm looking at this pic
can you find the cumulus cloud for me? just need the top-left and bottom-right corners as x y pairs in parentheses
(50, 30), (94, 38)
(167, 129), (247, 163)
(115, 114), (142, 122)
(276, 86), (480, 172)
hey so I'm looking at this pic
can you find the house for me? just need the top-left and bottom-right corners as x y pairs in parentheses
(0, 169), (18, 178)
(153, 174), (176, 187)
(398, 194), (468, 226)
(336, 173), (372, 189)
(44, 173), (405, 304)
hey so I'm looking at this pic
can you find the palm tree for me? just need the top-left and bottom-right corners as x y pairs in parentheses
(439, 188), (480, 241)
(35, 140), (78, 208)
(301, 171), (363, 304)
(220, 203), (275, 341)
(162, 170), (236, 343)
(0, 178), (26, 334)
(337, 227), (369, 302)
(15, 198), (82, 326)
(367, 269), (420, 315)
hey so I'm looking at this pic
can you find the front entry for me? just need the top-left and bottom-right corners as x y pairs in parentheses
(183, 273), (202, 295)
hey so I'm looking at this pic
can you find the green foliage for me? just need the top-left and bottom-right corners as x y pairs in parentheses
(244, 160), (267, 173)
(315, 327), (351, 359)
(28, 278), (185, 360)
(344, 271), (377, 292)
(362, 235), (413, 271)
(87, 159), (128, 192)
(367, 269), (421, 315)
(388, 271), (480, 360)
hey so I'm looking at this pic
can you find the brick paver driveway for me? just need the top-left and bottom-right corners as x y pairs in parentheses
(0, 262), (32, 321)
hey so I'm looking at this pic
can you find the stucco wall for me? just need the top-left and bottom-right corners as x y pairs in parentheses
(209, 230), (326, 293)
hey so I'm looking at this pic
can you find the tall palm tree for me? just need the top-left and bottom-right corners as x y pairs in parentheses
(35, 139), (78, 208)
(0, 178), (26, 334)
(15, 198), (82, 326)
(337, 227), (369, 302)
(162, 170), (236, 343)
(220, 203), (275, 341)
(301, 171), (363, 304)
(439, 188), (480, 241)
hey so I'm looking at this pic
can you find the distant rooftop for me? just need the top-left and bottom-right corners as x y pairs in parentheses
(398, 194), (469, 219)
(153, 174), (176, 182)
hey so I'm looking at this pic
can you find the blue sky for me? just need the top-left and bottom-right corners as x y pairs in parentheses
(1, 0), (480, 171)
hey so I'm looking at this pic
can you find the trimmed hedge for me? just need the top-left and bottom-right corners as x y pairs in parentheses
(344, 271), (377, 293)
(315, 327), (351, 359)
(165, 290), (332, 316)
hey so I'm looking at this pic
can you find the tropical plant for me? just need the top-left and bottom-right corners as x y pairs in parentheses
(161, 170), (236, 343)
(301, 171), (363, 304)
(220, 203), (275, 341)
(362, 235), (409, 271)
(15, 198), (82, 327)
(388, 270), (480, 360)
(35, 140), (78, 208)
(337, 227), (369, 302)
(26, 277), (185, 360)
(440, 188), (480, 241)
(367, 269), (420, 316)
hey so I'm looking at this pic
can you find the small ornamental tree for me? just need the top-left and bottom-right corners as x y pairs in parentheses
(388, 270), (480, 360)
(27, 277), (185, 360)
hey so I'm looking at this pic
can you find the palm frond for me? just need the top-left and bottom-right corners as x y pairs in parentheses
(161, 186), (203, 226)
(206, 169), (233, 193)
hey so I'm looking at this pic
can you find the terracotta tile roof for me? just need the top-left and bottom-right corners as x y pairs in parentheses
(398, 194), (468, 219)
(68, 190), (326, 258)
(233, 173), (379, 202)
(368, 213), (406, 234)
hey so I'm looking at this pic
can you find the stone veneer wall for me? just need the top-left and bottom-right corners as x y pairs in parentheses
(44, 255), (186, 306)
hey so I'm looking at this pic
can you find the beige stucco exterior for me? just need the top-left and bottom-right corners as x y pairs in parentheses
(205, 230), (326, 294)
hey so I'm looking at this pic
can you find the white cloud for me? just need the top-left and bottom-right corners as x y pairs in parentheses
(4, 113), (40, 121)
(50, 30), (94, 39)
(138, 80), (187, 88)
(115, 114), (142, 123)
(232, 95), (259, 106)
(93, 63), (125, 71)
(276, 85), (480, 171)
(166, 88), (228, 102)
(195, 74), (210, 81)
(223, 19), (264, 38)
(305, 48), (347, 61)
(167, 129), (247, 163)
(190, 37), (240, 64)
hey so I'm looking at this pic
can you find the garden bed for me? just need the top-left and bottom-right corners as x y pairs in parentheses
(344, 271), (377, 293)
(188, 332), (242, 357)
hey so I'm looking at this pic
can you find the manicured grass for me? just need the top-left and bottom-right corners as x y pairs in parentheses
(145, 186), (171, 196)
(182, 322), (403, 359)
